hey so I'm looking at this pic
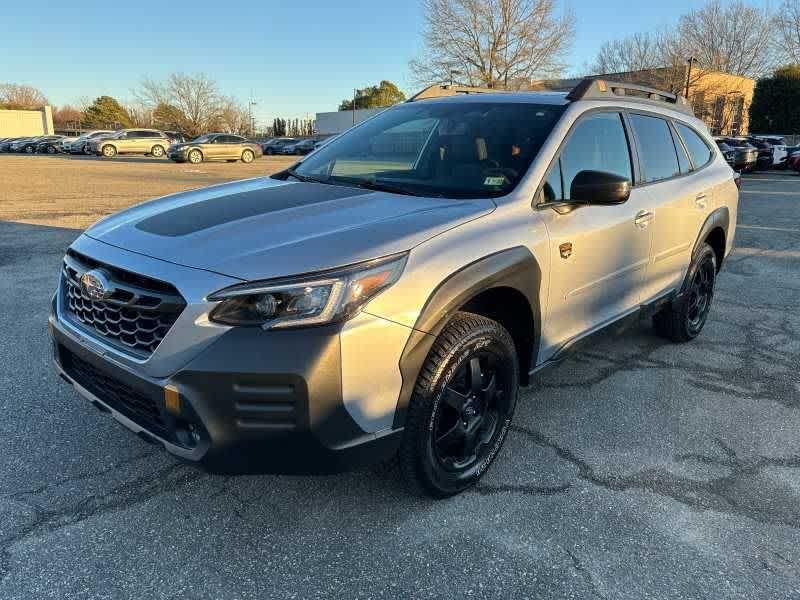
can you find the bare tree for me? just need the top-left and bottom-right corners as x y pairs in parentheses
(776, 0), (800, 63)
(410, 0), (574, 88)
(0, 83), (48, 109)
(677, 0), (776, 79)
(216, 98), (251, 135)
(136, 73), (224, 137)
(592, 31), (667, 74)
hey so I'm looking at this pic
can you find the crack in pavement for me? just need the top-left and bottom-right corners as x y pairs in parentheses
(565, 548), (609, 600)
(510, 425), (800, 529)
(0, 462), (205, 583)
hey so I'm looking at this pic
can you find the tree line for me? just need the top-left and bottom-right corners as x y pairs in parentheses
(0, 73), (316, 138)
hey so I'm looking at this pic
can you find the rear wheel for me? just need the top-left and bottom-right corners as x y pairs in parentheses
(653, 243), (717, 342)
(188, 149), (203, 164)
(101, 144), (117, 158)
(265, 148), (274, 155)
(150, 145), (165, 158)
(241, 149), (255, 163)
(24, 145), (34, 153)
(46, 145), (57, 154)
(399, 312), (518, 497)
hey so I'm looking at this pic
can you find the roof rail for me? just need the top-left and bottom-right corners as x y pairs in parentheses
(407, 83), (505, 102)
(566, 78), (694, 116)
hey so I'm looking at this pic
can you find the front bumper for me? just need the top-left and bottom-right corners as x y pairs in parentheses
(50, 311), (404, 474)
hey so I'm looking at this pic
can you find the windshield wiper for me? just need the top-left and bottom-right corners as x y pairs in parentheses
(329, 176), (421, 197)
(285, 168), (330, 185)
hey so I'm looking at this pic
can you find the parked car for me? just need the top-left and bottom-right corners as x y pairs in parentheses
(164, 131), (187, 145)
(276, 138), (314, 155)
(10, 137), (45, 153)
(715, 137), (757, 172)
(744, 138), (775, 170)
(715, 141), (736, 168)
(64, 131), (114, 154)
(261, 137), (296, 155)
(167, 133), (263, 164)
(751, 135), (788, 167)
(36, 136), (69, 154)
(49, 78), (738, 497)
(0, 137), (22, 152)
(86, 129), (171, 158)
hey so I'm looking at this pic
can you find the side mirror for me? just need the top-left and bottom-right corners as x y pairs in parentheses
(569, 170), (631, 205)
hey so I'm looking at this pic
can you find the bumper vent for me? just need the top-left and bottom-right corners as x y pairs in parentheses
(61, 250), (186, 358)
(61, 347), (167, 437)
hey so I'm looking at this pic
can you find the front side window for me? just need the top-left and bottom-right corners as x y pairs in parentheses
(630, 114), (680, 182)
(675, 123), (713, 169)
(293, 101), (565, 199)
(553, 112), (632, 201)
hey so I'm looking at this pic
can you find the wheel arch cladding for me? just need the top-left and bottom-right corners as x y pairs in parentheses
(392, 246), (541, 429)
(695, 207), (729, 272)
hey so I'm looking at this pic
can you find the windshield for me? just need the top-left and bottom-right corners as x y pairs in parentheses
(294, 101), (565, 199)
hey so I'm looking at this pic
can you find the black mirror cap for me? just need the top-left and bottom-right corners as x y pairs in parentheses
(569, 170), (631, 205)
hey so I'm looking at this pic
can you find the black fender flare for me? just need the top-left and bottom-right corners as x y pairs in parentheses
(692, 206), (729, 264)
(392, 246), (542, 428)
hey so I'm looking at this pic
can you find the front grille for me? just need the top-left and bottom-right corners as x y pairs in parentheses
(61, 347), (167, 437)
(61, 250), (186, 358)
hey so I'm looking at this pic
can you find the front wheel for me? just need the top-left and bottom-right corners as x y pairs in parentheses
(241, 149), (255, 163)
(46, 145), (57, 154)
(101, 145), (117, 158)
(653, 243), (717, 342)
(399, 312), (518, 497)
(188, 149), (203, 164)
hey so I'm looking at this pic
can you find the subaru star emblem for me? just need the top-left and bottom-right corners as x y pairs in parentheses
(80, 270), (112, 301)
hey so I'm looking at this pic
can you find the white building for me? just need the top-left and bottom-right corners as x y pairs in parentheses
(0, 105), (54, 137)
(315, 107), (386, 135)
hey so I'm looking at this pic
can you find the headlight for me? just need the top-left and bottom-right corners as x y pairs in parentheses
(208, 253), (407, 329)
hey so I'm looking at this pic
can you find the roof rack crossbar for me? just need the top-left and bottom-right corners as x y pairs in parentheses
(407, 83), (505, 102)
(566, 77), (694, 116)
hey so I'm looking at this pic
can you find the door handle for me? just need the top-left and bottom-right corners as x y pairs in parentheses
(634, 210), (654, 228)
(695, 193), (708, 208)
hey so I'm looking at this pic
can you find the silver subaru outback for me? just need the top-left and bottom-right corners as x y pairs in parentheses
(50, 79), (738, 497)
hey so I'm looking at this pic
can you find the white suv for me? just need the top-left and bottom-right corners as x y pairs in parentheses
(50, 79), (738, 497)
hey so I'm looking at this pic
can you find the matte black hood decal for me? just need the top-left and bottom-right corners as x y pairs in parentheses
(136, 182), (371, 237)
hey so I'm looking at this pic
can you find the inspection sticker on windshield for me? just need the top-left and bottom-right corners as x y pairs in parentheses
(483, 176), (506, 186)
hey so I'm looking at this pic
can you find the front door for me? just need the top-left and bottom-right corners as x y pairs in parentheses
(538, 111), (652, 359)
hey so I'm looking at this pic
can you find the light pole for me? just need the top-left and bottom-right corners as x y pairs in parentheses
(685, 57), (697, 99)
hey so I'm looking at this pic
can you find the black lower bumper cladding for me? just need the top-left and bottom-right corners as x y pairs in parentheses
(51, 319), (402, 474)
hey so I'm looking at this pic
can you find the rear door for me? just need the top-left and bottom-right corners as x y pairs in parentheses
(538, 110), (652, 354)
(629, 114), (717, 301)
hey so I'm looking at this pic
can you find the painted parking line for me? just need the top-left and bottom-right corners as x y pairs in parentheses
(742, 177), (799, 182)
(738, 224), (800, 233)
(740, 190), (800, 195)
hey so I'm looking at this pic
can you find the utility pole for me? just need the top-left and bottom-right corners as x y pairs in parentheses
(685, 57), (697, 99)
(352, 88), (357, 125)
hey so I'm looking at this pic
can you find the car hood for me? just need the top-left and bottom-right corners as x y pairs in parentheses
(84, 177), (494, 281)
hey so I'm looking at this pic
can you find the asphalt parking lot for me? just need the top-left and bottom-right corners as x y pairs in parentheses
(1, 157), (799, 599)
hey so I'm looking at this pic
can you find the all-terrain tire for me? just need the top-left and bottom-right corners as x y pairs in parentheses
(399, 311), (518, 498)
(653, 243), (717, 343)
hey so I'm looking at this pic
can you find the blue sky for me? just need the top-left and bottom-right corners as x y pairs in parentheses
(0, 0), (727, 125)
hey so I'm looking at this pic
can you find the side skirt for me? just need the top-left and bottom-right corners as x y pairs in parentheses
(526, 290), (676, 381)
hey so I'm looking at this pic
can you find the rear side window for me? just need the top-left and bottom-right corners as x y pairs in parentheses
(675, 123), (713, 169)
(672, 127), (691, 174)
(629, 114), (680, 182)
(558, 112), (632, 201)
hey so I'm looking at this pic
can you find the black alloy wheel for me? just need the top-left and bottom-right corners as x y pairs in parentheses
(432, 352), (510, 472)
(653, 243), (717, 342)
(400, 312), (518, 497)
(685, 255), (715, 335)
